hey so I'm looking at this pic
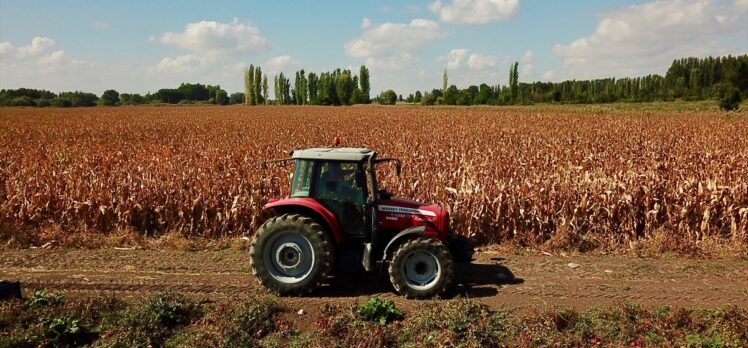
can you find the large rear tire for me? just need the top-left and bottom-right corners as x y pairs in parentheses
(388, 237), (454, 299)
(250, 214), (334, 295)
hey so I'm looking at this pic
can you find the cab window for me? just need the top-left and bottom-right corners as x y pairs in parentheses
(290, 159), (313, 197)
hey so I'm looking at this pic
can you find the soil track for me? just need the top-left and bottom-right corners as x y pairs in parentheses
(2, 248), (747, 311)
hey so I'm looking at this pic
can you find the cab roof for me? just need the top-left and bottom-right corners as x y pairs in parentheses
(291, 147), (374, 161)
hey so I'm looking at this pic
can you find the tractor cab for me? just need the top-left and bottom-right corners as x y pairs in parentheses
(253, 147), (473, 298)
(286, 148), (376, 240)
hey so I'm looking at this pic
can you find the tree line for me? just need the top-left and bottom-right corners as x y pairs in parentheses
(406, 55), (747, 110)
(242, 64), (371, 105)
(3, 55), (745, 109)
(0, 83), (234, 107)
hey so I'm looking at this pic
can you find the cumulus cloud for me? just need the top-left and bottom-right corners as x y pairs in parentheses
(519, 50), (534, 79)
(541, 70), (556, 81)
(264, 55), (301, 72)
(159, 18), (268, 58)
(367, 53), (414, 70)
(156, 54), (208, 73)
(442, 48), (468, 70)
(436, 48), (503, 87)
(345, 18), (445, 70)
(439, 48), (499, 70)
(467, 53), (498, 70)
(552, 0), (748, 79)
(429, 0), (519, 24)
(0, 37), (56, 59)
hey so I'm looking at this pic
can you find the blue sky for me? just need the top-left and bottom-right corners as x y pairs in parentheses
(1, 0), (746, 95)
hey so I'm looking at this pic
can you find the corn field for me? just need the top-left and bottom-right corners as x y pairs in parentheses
(1, 105), (747, 250)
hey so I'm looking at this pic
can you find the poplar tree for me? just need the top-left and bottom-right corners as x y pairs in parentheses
(359, 65), (370, 103)
(442, 69), (448, 95)
(247, 64), (255, 105)
(262, 75), (268, 105)
(244, 66), (252, 105)
(254, 66), (262, 104)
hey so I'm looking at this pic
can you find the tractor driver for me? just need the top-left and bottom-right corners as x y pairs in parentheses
(317, 162), (364, 220)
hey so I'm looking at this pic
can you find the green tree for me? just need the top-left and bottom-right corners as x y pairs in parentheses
(335, 70), (355, 105)
(247, 65), (255, 105)
(262, 75), (269, 105)
(307, 73), (319, 104)
(254, 66), (263, 104)
(294, 71), (302, 105)
(720, 87), (742, 111)
(442, 69), (448, 103)
(378, 90), (397, 105)
(443, 85), (459, 105)
(100, 89), (120, 106)
(274, 75), (280, 104)
(215, 89), (229, 105)
(509, 61), (519, 103)
(178, 83), (209, 101)
(359, 65), (370, 103)
(229, 92), (244, 104)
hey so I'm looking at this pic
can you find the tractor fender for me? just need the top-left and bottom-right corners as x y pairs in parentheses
(382, 226), (437, 261)
(263, 198), (344, 243)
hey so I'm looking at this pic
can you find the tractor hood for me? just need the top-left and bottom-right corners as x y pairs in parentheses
(375, 198), (449, 239)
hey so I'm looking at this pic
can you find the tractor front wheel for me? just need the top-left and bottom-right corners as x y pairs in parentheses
(388, 237), (454, 299)
(250, 214), (334, 295)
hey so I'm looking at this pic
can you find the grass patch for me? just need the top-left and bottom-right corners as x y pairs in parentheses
(2, 293), (746, 347)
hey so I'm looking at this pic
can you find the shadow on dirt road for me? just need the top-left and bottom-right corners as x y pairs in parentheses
(312, 258), (523, 299)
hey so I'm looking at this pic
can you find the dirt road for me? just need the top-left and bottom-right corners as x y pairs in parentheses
(2, 248), (747, 311)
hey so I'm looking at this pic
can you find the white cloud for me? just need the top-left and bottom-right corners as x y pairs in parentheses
(264, 55), (301, 72)
(429, 0), (519, 24)
(541, 70), (556, 81)
(552, 0), (748, 79)
(441, 48), (468, 70)
(521, 63), (533, 79)
(0, 36), (253, 95)
(467, 53), (498, 70)
(366, 53), (413, 70)
(156, 54), (208, 73)
(0, 37), (56, 59)
(521, 50), (534, 63)
(93, 21), (110, 30)
(436, 48), (503, 87)
(440, 48), (499, 70)
(345, 18), (445, 70)
(519, 50), (534, 79)
(159, 18), (268, 58)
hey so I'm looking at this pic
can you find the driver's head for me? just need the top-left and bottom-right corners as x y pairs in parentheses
(327, 162), (343, 181)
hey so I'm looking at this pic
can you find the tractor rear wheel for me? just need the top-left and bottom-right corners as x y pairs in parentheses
(388, 237), (454, 299)
(250, 214), (334, 295)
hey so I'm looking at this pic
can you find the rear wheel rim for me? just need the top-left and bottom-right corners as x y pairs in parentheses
(401, 251), (441, 290)
(263, 231), (315, 284)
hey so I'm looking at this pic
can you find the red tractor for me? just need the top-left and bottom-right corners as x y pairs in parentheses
(251, 148), (473, 298)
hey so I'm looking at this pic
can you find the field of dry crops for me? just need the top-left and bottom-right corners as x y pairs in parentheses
(1, 105), (747, 252)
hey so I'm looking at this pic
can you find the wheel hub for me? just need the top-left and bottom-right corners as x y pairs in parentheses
(263, 232), (315, 283)
(403, 251), (440, 290)
(275, 243), (302, 270)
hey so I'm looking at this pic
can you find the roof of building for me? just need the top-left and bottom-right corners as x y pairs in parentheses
(291, 147), (374, 161)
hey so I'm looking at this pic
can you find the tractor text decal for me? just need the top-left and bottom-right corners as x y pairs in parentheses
(377, 205), (437, 217)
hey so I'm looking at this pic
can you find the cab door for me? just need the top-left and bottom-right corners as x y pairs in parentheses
(315, 161), (367, 238)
